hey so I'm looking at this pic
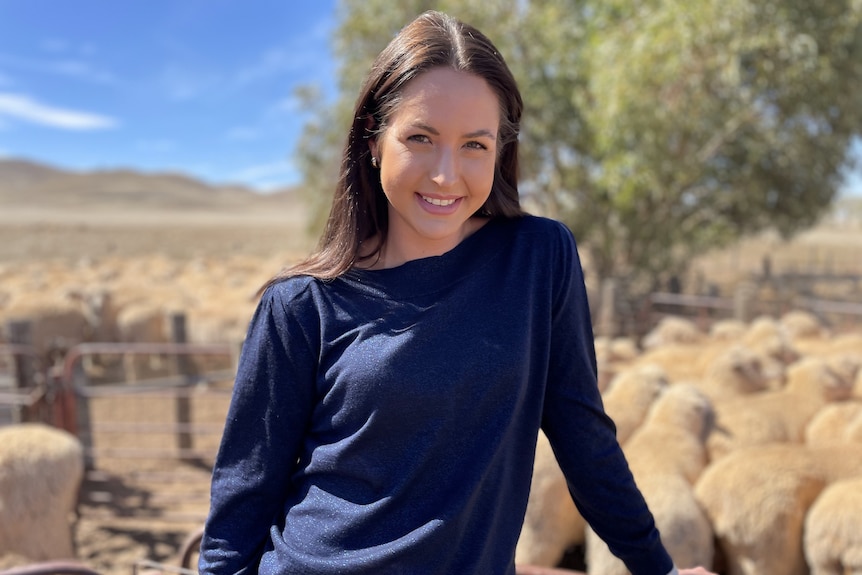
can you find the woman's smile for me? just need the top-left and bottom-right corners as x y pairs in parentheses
(368, 66), (500, 266)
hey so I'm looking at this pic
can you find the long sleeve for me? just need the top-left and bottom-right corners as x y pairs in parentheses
(540, 224), (674, 575)
(199, 284), (319, 575)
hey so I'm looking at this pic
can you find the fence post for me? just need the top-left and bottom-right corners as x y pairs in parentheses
(734, 282), (757, 323)
(596, 278), (618, 338)
(7, 320), (34, 423)
(170, 312), (194, 459)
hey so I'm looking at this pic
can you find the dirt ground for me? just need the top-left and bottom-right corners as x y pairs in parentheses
(2, 201), (861, 575)
(71, 381), (235, 575)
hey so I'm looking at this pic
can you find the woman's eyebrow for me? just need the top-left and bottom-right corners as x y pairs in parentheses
(464, 128), (497, 139)
(410, 122), (497, 139)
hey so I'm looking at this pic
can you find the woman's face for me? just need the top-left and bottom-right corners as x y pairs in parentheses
(369, 67), (500, 266)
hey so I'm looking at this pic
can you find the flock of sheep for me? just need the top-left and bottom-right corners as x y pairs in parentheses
(519, 312), (862, 575)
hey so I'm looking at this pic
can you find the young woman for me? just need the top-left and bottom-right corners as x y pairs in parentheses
(199, 11), (715, 575)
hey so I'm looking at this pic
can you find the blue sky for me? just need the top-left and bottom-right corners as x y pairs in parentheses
(0, 1), (860, 196)
(0, 0), (338, 191)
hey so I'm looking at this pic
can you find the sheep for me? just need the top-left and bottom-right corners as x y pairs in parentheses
(779, 309), (829, 340)
(517, 365), (668, 568)
(115, 301), (169, 344)
(620, 384), (714, 483)
(585, 385), (715, 574)
(0, 290), (90, 355)
(516, 431), (587, 567)
(602, 365), (671, 443)
(631, 332), (765, 388)
(707, 356), (856, 461)
(0, 423), (85, 563)
(792, 331), (862, 360)
(708, 319), (748, 342)
(694, 443), (862, 575)
(629, 344), (707, 383)
(739, 315), (800, 387)
(803, 476), (862, 575)
(594, 336), (641, 391)
(805, 401), (862, 446)
(848, 410), (862, 443)
(641, 316), (704, 350)
(688, 345), (769, 403)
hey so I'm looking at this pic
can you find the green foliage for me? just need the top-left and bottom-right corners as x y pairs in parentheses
(294, 0), (862, 292)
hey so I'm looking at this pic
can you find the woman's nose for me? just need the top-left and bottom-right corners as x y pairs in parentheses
(430, 148), (458, 187)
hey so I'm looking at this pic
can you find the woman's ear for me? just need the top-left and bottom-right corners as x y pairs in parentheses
(366, 115), (379, 159)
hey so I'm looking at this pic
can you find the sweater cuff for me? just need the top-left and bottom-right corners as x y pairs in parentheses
(666, 568), (679, 575)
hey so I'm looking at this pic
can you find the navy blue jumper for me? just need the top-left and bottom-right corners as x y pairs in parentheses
(199, 214), (674, 575)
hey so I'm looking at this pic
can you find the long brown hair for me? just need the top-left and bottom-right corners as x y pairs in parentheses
(262, 10), (524, 291)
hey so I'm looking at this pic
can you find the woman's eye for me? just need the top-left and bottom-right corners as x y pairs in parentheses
(407, 134), (431, 144)
(465, 141), (488, 151)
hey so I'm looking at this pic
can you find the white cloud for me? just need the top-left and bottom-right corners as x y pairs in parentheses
(0, 53), (115, 85)
(0, 93), (118, 130)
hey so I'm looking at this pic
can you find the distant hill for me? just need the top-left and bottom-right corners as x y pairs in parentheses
(0, 157), (300, 212)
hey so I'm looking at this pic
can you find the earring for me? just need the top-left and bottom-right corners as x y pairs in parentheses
(371, 156), (379, 169)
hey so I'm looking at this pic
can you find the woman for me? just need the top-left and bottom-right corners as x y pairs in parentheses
(199, 11), (715, 575)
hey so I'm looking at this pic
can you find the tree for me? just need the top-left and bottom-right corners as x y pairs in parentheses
(295, 0), (862, 294)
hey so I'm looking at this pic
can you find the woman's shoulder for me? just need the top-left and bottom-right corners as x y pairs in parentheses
(508, 214), (578, 252)
(511, 213), (574, 237)
(258, 274), (327, 309)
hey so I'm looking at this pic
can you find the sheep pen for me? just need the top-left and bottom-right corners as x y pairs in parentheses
(1, 196), (862, 575)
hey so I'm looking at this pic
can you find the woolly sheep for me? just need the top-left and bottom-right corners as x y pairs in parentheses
(824, 354), (862, 395)
(740, 315), (800, 386)
(622, 384), (714, 483)
(779, 309), (829, 340)
(689, 345), (770, 403)
(585, 474), (713, 575)
(602, 364), (671, 443)
(847, 410), (862, 443)
(517, 365), (668, 567)
(641, 316), (704, 350)
(631, 338), (763, 387)
(630, 344), (707, 384)
(803, 476), (862, 575)
(708, 319), (747, 342)
(595, 337), (641, 391)
(516, 431), (587, 567)
(694, 443), (862, 575)
(707, 356), (856, 461)
(585, 385), (715, 574)
(792, 331), (862, 360)
(594, 336), (640, 367)
(805, 401), (862, 446)
(0, 423), (85, 563)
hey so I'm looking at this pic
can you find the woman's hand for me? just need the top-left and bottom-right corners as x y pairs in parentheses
(679, 568), (717, 575)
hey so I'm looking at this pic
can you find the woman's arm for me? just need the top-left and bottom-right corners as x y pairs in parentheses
(199, 285), (318, 575)
(540, 222), (675, 575)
